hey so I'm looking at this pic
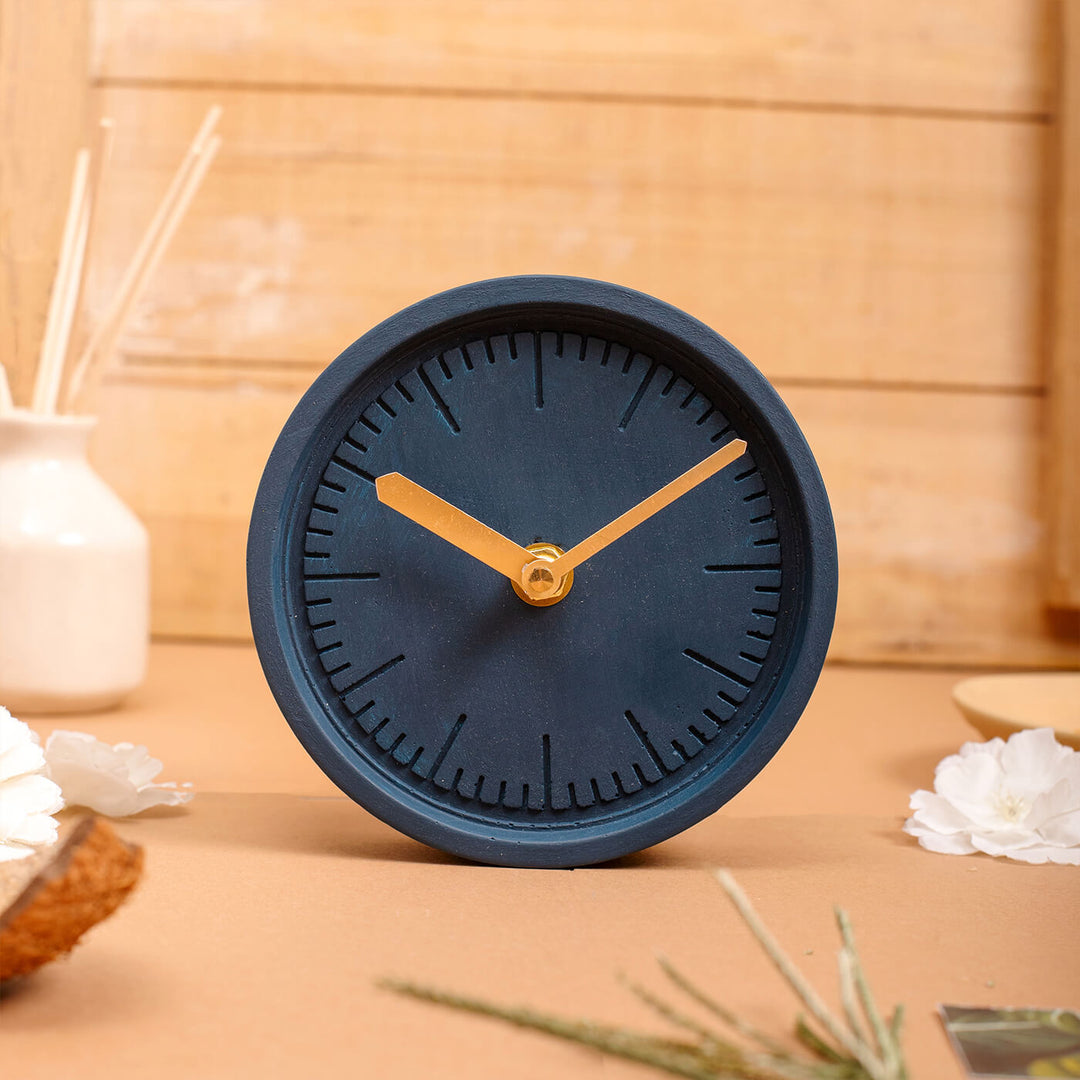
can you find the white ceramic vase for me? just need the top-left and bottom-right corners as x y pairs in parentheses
(0, 410), (149, 713)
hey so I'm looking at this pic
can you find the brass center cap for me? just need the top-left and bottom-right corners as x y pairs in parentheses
(512, 543), (573, 607)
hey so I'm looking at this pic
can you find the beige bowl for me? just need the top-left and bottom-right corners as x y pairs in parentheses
(952, 673), (1080, 750)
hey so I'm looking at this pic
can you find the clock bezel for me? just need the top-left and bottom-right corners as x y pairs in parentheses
(248, 276), (837, 867)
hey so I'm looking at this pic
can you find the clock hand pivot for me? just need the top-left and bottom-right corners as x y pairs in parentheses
(514, 543), (575, 606)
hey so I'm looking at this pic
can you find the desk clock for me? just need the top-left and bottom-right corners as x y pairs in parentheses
(248, 277), (836, 867)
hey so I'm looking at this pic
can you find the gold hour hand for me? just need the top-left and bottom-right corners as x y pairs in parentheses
(546, 438), (748, 577)
(375, 473), (533, 582)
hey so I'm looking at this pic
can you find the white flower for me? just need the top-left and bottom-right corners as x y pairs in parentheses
(0, 707), (65, 861)
(45, 731), (193, 817)
(904, 728), (1080, 865)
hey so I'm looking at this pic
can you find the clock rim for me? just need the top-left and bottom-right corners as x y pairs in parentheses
(247, 275), (837, 868)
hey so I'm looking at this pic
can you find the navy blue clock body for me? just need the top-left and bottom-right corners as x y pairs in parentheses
(247, 276), (837, 868)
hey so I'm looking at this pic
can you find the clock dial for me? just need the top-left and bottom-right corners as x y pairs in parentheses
(249, 277), (837, 867)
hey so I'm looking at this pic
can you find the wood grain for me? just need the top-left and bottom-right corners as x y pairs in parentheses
(1048, 3), (1080, 609)
(0, 0), (89, 406)
(91, 373), (302, 639)
(65, 4), (1071, 665)
(89, 371), (1077, 667)
(91, 0), (1051, 116)
(787, 385), (1075, 668)
(84, 86), (1046, 391)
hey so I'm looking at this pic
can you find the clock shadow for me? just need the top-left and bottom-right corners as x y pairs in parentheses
(181, 795), (756, 871)
(582, 818), (862, 873)
(590, 848), (679, 870)
(180, 796), (853, 876)
(159, 794), (463, 866)
(582, 844), (722, 871)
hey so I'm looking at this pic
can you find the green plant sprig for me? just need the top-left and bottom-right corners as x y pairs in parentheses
(379, 868), (908, 1080)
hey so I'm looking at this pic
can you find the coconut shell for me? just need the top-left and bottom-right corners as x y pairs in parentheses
(0, 815), (143, 981)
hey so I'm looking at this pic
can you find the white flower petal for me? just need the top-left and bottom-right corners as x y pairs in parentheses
(0, 706), (28, 750)
(934, 751), (1000, 801)
(131, 785), (192, 812)
(0, 715), (64, 860)
(48, 762), (143, 816)
(1030, 782), (1080, 847)
(986, 843), (1080, 866)
(956, 736), (1006, 763)
(0, 842), (40, 862)
(0, 739), (47, 785)
(1040, 812), (1080, 848)
(969, 828), (1044, 854)
(1000, 728), (1075, 798)
(0, 771), (64, 815)
(6, 808), (61, 848)
(0, 710), (47, 783)
(904, 826), (977, 855)
(45, 730), (192, 817)
(110, 743), (165, 788)
(907, 790), (975, 833)
(907, 728), (1080, 864)
(933, 755), (1006, 827)
(46, 731), (128, 779)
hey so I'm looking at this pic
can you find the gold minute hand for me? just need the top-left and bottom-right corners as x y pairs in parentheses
(545, 438), (748, 578)
(375, 473), (534, 582)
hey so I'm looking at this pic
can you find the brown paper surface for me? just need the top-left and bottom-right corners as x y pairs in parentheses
(4, 793), (1077, 1079)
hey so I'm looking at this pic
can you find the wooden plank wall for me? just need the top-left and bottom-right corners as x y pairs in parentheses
(1049, 4), (1080, 610)
(0, 0), (90, 406)
(70, 0), (1077, 666)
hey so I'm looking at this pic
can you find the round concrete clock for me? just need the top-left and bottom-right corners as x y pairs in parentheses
(248, 276), (837, 868)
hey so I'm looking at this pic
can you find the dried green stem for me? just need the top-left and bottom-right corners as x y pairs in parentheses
(380, 978), (747, 1080)
(377, 871), (906, 1080)
(620, 972), (733, 1049)
(627, 967), (872, 1080)
(657, 955), (792, 1058)
(793, 1018), (847, 1064)
(889, 1004), (905, 1047)
(838, 949), (871, 1054)
(714, 871), (888, 1080)
(835, 909), (906, 1080)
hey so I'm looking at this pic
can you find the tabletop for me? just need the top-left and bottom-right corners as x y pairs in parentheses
(4, 643), (1078, 1078)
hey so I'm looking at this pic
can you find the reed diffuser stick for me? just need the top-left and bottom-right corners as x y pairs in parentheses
(34, 170), (92, 414)
(60, 117), (115, 388)
(65, 105), (222, 410)
(31, 149), (91, 413)
(69, 133), (222, 410)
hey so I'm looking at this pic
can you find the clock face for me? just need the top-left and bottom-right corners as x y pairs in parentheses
(248, 277), (836, 867)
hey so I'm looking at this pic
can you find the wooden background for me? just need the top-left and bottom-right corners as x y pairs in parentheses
(4, 1), (1078, 667)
